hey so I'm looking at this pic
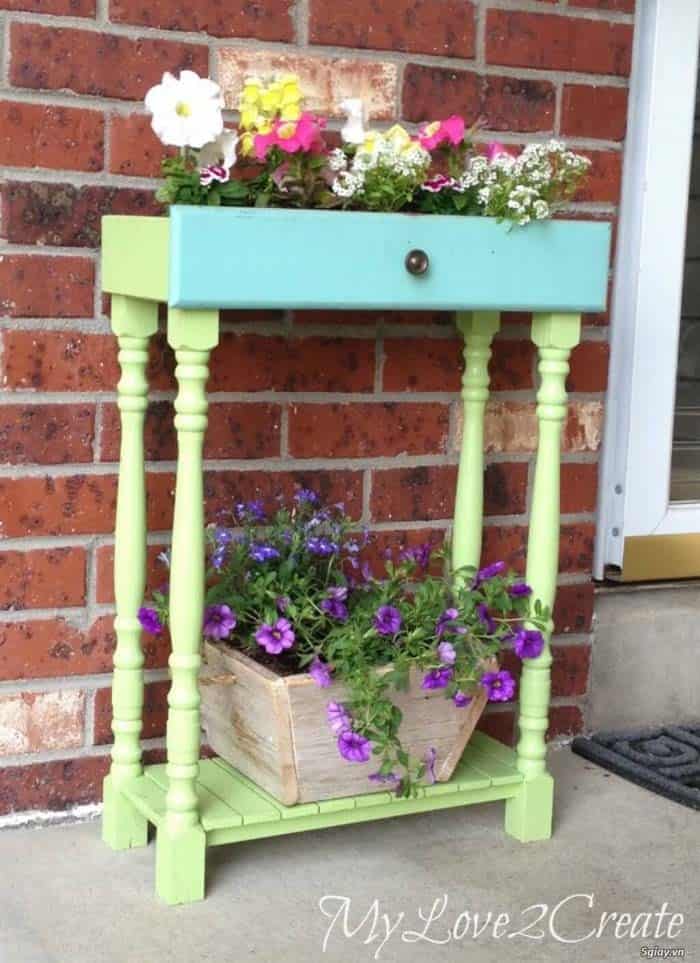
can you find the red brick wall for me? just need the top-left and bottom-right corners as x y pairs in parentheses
(0, 1), (631, 815)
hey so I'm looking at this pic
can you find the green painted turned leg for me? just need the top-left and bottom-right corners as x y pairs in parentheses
(103, 295), (157, 851)
(505, 312), (581, 843)
(452, 311), (500, 577)
(155, 308), (218, 905)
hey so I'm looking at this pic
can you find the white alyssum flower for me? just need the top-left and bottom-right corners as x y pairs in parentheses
(145, 70), (224, 149)
(332, 170), (366, 198)
(338, 98), (368, 145)
(328, 148), (348, 172)
(198, 130), (238, 171)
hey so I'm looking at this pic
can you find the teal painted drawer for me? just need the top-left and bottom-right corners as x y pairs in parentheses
(168, 207), (611, 313)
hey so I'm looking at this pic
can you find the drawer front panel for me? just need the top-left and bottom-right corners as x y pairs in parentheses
(168, 207), (610, 313)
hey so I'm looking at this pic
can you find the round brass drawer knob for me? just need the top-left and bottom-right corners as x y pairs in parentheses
(405, 249), (430, 275)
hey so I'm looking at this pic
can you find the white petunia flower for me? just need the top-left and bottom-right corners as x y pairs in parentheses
(145, 70), (224, 149)
(198, 130), (238, 171)
(338, 98), (368, 145)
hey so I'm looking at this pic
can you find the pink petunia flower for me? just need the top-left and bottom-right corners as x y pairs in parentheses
(254, 113), (326, 161)
(422, 174), (458, 193)
(419, 115), (465, 151)
(486, 141), (511, 163)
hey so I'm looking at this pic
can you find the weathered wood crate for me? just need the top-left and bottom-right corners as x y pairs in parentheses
(200, 641), (492, 805)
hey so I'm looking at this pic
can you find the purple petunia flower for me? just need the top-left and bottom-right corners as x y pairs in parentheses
(309, 657), (333, 688)
(235, 499), (266, 523)
(211, 545), (228, 571)
(480, 669), (516, 703)
(294, 488), (319, 505)
(214, 526), (233, 546)
(138, 606), (163, 636)
(399, 542), (432, 570)
(249, 543), (281, 563)
(368, 770), (401, 787)
(373, 605), (402, 637)
(275, 595), (289, 613)
(320, 586), (349, 622)
(509, 582), (532, 598)
(424, 746), (437, 784)
(453, 690), (472, 708)
(255, 617), (295, 655)
(437, 641), (457, 666)
(326, 701), (351, 734)
(436, 607), (459, 638)
(203, 604), (236, 641)
(513, 628), (545, 660)
(477, 603), (497, 634)
(306, 536), (338, 557)
(421, 666), (453, 690)
(473, 560), (506, 587)
(337, 730), (372, 763)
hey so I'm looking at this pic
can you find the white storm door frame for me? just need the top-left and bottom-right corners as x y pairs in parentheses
(595, 0), (700, 577)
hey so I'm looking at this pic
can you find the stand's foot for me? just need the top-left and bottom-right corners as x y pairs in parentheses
(155, 824), (207, 905)
(504, 773), (554, 842)
(102, 774), (148, 851)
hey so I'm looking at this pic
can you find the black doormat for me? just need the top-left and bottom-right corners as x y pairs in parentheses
(572, 723), (700, 810)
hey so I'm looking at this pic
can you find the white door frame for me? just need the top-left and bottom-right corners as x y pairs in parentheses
(595, 0), (700, 578)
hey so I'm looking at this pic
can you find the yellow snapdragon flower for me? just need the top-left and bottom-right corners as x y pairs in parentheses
(237, 73), (304, 154)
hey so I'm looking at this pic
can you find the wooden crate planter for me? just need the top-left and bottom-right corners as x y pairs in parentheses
(201, 642), (492, 805)
(99, 208), (611, 905)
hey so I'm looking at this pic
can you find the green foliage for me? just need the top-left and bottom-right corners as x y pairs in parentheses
(157, 154), (251, 208)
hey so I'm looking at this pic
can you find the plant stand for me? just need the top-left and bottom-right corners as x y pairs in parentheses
(100, 208), (610, 904)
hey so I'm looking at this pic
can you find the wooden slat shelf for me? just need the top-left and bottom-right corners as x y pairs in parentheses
(121, 733), (523, 847)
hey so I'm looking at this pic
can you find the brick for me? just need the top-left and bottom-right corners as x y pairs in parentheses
(575, 150), (622, 204)
(217, 49), (398, 120)
(1, 183), (160, 248)
(559, 523), (595, 574)
(0, 0), (95, 12)
(0, 690), (84, 756)
(95, 542), (168, 604)
(0, 101), (104, 173)
(310, 0), (475, 58)
(99, 401), (282, 462)
(0, 475), (117, 538)
(561, 84), (628, 141)
(553, 582), (594, 634)
(0, 404), (94, 465)
(402, 65), (555, 131)
(547, 704), (584, 740)
(93, 679), (169, 744)
(292, 309), (451, 327)
(476, 709), (515, 746)
(209, 335), (375, 392)
(561, 462), (598, 514)
(481, 401), (603, 454)
(111, 0), (293, 39)
(481, 524), (594, 575)
(204, 469), (364, 521)
(1, 332), (119, 391)
(0, 256), (94, 318)
(109, 113), (171, 177)
(288, 403), (449, 458)
(551, 644), (590, 697)
(383, 338), (533, 392)
(0, 755), (109, 815)
(486, 10), (633, 76)
(568, 340), (609, 392)
(571, 0), (634, 10)
(0, 615), (169, 682)
(10, 24), (208, 101)
(0, 548), (86, 610)
(370, 463), (527, 522)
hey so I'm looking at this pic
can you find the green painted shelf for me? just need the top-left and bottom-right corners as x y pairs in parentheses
(121, 732), (523, 848)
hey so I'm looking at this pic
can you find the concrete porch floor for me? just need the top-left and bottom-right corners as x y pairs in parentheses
(0, 748), (696, 963)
